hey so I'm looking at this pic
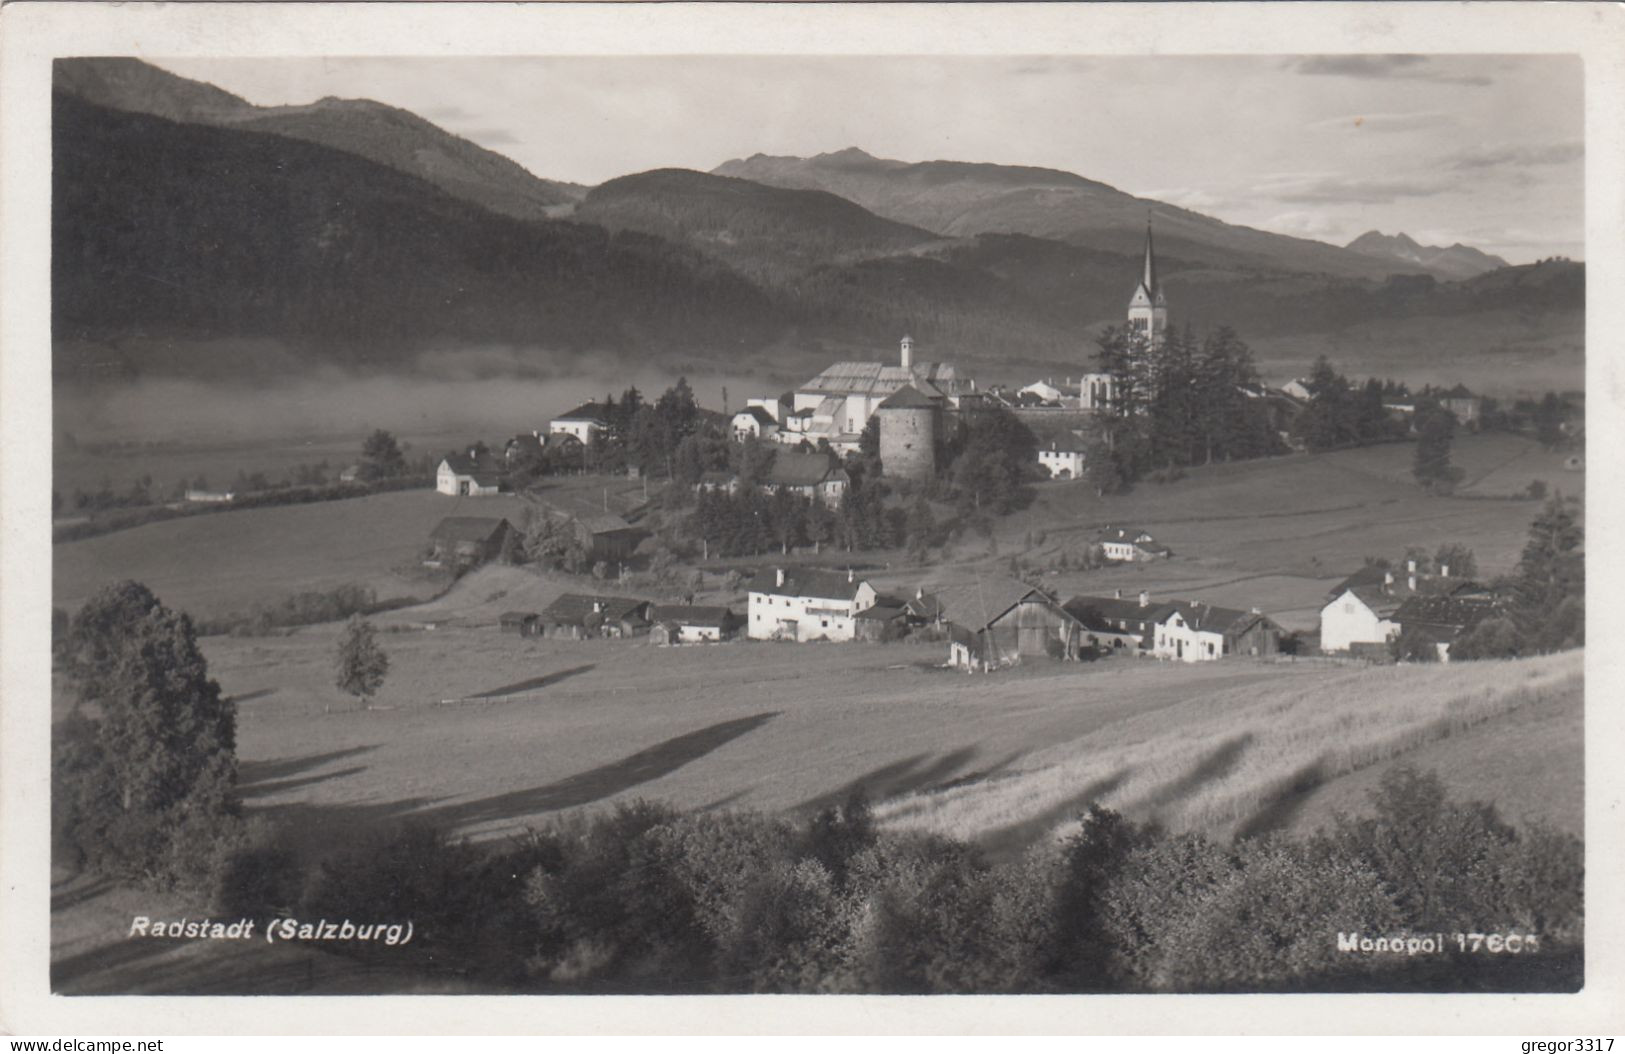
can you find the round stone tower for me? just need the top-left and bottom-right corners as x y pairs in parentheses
(878, 384), (938, 482)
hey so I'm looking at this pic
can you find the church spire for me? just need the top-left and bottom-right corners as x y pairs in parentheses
(1139, 217), (1158, 298)
(1125, 214), (1168, 346)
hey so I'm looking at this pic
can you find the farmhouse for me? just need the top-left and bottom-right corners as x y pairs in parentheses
(427, 516), (513, 567)
(937, 578), (1083, 671)
(504, 432), (544, 465)
(1392, 594), (1502, 662)
(1319, 563), (1483, 657)
(1438, 384), (1483, 429)
(760, 450), (851, 506)
(549, 402), (612, 444)
(731, 406), (779, 442)
(1096, 525), (1171, 562)
(649, 605), (738, 644)
(1151, 601), (1282, 662)
(747, 567), (877, 642)
(854, 603), (908, 642)
(540, 593), (652, 639)
(437, 449), (506, 497)
(903, 589), (946, 626)
(1063, 591), (1168, 651)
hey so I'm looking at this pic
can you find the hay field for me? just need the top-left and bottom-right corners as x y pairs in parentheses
(183, 595), (1583, 860)
(873, 649), (1582, 851)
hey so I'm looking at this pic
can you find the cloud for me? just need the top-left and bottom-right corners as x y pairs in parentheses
(1446, 141), (1583, 171)
(1262, 173), (1451, 205)
(1262, 210), (1352, 242)
(1307, 111), (1453, 132)
(1288, 55), (1492, 86)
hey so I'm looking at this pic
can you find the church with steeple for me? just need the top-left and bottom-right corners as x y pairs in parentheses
(1125, 219), (1168, 348)
(1081, 219), (1166, 412)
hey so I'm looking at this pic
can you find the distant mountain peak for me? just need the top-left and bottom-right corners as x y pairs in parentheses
(817, 146), (879, 162)
(1347, 230), (1507, 278)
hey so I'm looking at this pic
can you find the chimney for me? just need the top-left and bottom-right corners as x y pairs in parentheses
(1138, 590), (1149, 608)
(1114, 589), (1122, 599)
(847, 567), (854, 583)
(900, 334), (914, 370)
(592, 600), (603, 613)
(1441, 564), (1450, 578)
(776, 568), (785, 588)
(916, 587), (924, 600)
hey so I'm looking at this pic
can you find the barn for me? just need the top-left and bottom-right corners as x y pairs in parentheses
(540, 594), (652, 639)
(427, 517), (513, 568)
(935, 578), (1083, 670)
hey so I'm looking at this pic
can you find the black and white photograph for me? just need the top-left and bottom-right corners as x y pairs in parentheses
(2, 0), (1622, 1036)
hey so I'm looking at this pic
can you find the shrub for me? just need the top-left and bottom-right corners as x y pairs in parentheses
(1147, 837), (1402, 992)
(1451, 617), (1522, 661)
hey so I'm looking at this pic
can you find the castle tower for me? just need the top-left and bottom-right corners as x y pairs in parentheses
(1126, 219), (1167, 347)
(900, 334), (914, 371)
(877, 384), (938, 482)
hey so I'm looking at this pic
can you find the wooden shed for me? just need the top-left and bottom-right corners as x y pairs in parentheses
(499, 611), (541, 636)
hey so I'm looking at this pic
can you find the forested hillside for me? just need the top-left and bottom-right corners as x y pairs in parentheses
(52, 94), (779, 379)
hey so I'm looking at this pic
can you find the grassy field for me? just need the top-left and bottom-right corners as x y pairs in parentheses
(51, 473), (664, 621)
(874, 649), (1582, 851)
(160, 593), (1582, 860)
(923, 433), (1568, 631)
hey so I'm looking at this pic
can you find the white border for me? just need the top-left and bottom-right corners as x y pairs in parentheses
(3, 1), (1622, 1036)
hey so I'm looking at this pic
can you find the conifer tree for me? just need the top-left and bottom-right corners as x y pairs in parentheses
(56, 581), (240, 884)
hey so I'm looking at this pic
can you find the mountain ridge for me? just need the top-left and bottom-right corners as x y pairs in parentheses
(54, 57), (586, 222)
(715, 148), (1462, 281)
(1346, 230), (1509, 279)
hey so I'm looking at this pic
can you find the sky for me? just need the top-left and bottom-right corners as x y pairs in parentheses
(154, 54), (1584, 263)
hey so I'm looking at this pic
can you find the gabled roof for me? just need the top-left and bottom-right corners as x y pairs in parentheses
(542, 593), (650, 625)
(552, 401), (612, 424)
(1156, 600), (1269, 635)
(504, 433), (544, 458)
(498, 610), (539, 623)
(752, 567), (865, 601)
(441, 450), (505, 485)
(1097, 524), (1157, 545)
(733, 406), (778, 427)
(1064, 594), (1176, 626)
(648, 604), (734, 627)
(429, 516), (511, 543)
(1392, 594), (1501, 633)
(855, 604), (907, 622)
(800, 360), (962, 399)
(932, 578), (1069, 631)
(904, 592), (945, 620)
